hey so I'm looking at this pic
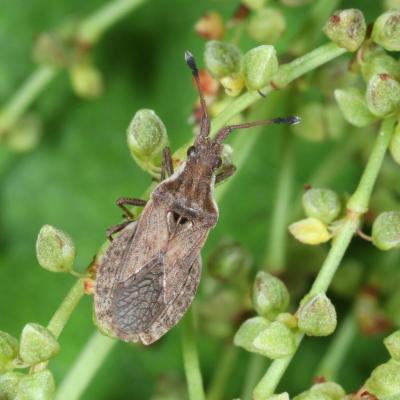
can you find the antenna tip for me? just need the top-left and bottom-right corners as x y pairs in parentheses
(273, 116), (301, 125)
(184, 50), (198, 74)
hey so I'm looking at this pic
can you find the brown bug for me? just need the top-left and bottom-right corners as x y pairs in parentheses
(93, 51), (299, 345)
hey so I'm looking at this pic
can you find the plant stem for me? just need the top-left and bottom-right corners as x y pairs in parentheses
(77, 0), (147, 44)
(55, 331), (115, 400)
(182, 309), (206, 400)
(47, 279), (85, 338)
(0, 0), (147, 140)
(316, 311), (357, 380)
(206, 345), (238, 400)
(253, 117), (396, 399)
(265, 129), (294, 273)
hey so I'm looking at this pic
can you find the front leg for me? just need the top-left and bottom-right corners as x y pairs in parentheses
(160, 146), (174, 181)
(116, 197), (147, 219)
(215, 165), (237, 185)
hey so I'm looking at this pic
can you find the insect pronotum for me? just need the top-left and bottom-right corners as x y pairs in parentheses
(93, 51), (300, 345)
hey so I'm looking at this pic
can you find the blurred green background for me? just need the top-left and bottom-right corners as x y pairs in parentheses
(0, 0), (395, 399)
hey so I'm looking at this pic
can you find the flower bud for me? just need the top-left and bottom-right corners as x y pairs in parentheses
(36, 224), (76, 273)
(15, 370), (55, 400)
(389, 122), (400, 165)
(334, 88), (378, 127)
(252, 321), (296, 359)
(357, 40), (386, 66)
(247, 8), (286, 44)
(204, 41), (242, 79)
(372, 11), (400, 51)
(5, 114), (42, 153)
(194, 11), (224, 40)
(331, 260), (363, 298)
(252, 271), (290, 319)
(266, 393), (289, 400)
(293, 390), (330, 400)
(0, 331), (19, 373)
(70, 62), (103, 99)
(310, 381), (346, 400)
(0, 372), (25, 400)
(277, 312), (298, 329)
(242, 45), (279, 91)
(242, 0), (266, 11)
(302, 188), (341, 224)
(292, 103), (326, 141)
(297, 293), (337, 336)
(372, 211), (400, 250)
(366, 73), (400, 117)
(323, 9), (366, 52)
(384, 330), (400, 362)
(220, 73), (245, 97)
(365, 359), (400, 398)
(19, 323), (60, 365)
(127, 109), (168, 169)
(234, 316), (270, 354)
(207, 238), (252, 282)
(289, 218), (332, 245)
(361, 53), (400, 82)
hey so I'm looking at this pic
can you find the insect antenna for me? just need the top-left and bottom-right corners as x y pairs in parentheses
(185, 50), (210, 137)
(214, 116), (301, 143)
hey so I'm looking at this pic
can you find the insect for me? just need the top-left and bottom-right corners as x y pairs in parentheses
(94, 51), (299, 345)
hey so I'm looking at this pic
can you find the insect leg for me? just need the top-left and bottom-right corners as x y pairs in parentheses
(161, 146), (174, 180)
(116, 197), (147, 219)
(106, 220), (133, 241)
(215, 164), (237, 185)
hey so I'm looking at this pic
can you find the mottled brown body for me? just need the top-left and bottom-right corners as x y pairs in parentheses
(93, 51), (299, 345)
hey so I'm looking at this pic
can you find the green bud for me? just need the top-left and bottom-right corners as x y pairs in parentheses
(297, 293), (337, 336)
(220, 73), (245, 97)
(234, 316), (270, 354)
(323, 9), (366, 52)
(252, 271), (290, 319)
(389, 123), (400, 165)
(361, 53), (400, 82)
(384, 330), (400, 362)
(242, 0), (266, 11)
(0, 372), (25, 400)
(334, 88), (378, 127)
(357, 40), (386, 65)
(0, 331), (19, 373)
(36, 224), (76, 273)
(5, 115), (42, 153)
(70, 62), (103, 99)
(366, 73), (400, 117)
(372, 211), (400, 250)
(266, 393), (289, 400)
(289, 218), (332, 245)
(207, 238), (252, 282)
(293, 390), (330, 400)
(127, 109), (168, 169)
(372, 11), (400, 51)
(331, 260), (363, 298)
(365, 359), (400, 398)
(19, 323), (60, 365)
(247, 8), (286, 44)
(242, 45), (279, 91)
(204, 41), (242, 79)
(15, 370), (55, 400)
(302, 188), (341, 224)
(310, 381), (346, 400)
(252, 321), (296, 359)
(292, 103), (326, 141)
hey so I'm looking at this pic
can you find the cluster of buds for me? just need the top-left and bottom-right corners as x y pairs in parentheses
(363, 329), (400, 398)
(198, 239), (253, 339)
(289, 187), (342, 246)
(234, 272), (297, 359)
(0, 325), (59, 399)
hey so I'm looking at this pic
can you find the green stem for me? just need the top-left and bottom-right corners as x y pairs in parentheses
(240, 355), (267, 400)
(55, 331), (115, 400)
(182, 309), (205, 400)
(253, 117), (396, 399)
(0, 0), (147, 139)
(47, 279), (85, 338)
(206, 345), (238, 400)
(265, 130), (294, 273)
(316, 311), (357, 380)
(77, 0), (147, 44)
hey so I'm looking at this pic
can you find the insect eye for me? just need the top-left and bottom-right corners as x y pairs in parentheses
(215, 157), (222, 169)
(186, 145), (196, 157)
